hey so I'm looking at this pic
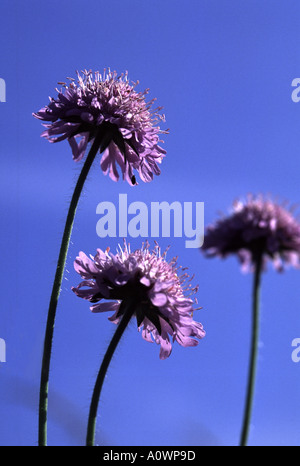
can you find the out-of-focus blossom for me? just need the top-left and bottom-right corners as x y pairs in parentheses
(201, 194), (300, 272)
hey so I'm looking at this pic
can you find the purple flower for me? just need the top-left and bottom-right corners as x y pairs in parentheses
(201, 194), (300, 272)
(72, 241), (205, 359)
(33, 69), (168, 185)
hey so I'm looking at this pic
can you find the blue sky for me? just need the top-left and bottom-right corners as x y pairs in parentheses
(1, 0), (300, 446)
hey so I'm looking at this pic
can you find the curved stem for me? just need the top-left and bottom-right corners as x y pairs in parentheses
(239, 254), (263, 447)
(86, 301), (135, 446)
(38, 133), (103, 446)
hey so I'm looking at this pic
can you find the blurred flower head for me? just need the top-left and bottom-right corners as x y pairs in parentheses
(72, 241), (205, 359)
(33, 69), (168, 185)
(201, 194), (300, 272)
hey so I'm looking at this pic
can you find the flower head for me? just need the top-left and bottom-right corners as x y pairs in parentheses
(33, 69), (168, 185)
(201, 194), (300, 272)
(72, 241), (205, 359)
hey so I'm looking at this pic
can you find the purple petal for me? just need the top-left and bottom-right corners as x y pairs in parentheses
(149, 292), (168, 307)
(90, 301), (120, 313)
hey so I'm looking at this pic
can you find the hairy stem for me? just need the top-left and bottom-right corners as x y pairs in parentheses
(38, 133), (102, 446)
(240, 254), (263, 446)
(86, 301), (135, 446)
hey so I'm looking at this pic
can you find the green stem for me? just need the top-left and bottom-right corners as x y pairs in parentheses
(239, 254), (263, 447)
(86, 300), (135, 446)
(38, 133), (103, 446)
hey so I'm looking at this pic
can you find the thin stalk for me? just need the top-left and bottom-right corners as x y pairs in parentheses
(240, 254), (263, 446)
(38, 132), (103, 446)
(86, 301), (135, 446)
